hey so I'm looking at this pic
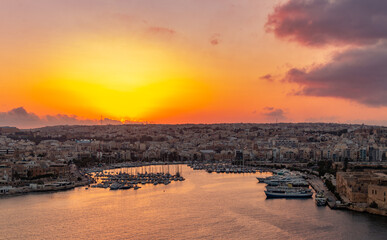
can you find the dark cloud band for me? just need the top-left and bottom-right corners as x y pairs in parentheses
(267, 0), (387, 106)
(266, 0), (387, 46)
(285, 43), (387, 106)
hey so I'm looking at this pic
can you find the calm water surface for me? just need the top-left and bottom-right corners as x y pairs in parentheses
(1, 165), (386, 240)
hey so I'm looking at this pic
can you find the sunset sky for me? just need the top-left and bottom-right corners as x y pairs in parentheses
(1, 0), (387, 128)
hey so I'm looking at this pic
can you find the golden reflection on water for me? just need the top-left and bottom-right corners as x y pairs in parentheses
(1, 165), (386, 240)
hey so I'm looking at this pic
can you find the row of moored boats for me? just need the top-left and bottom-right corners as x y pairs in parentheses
(91, 172), (185, 191)
(189, 163), (260, 174)
(258, 169), (327, 205)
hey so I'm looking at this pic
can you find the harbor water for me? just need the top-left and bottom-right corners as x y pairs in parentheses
(0, 165), (386, 240)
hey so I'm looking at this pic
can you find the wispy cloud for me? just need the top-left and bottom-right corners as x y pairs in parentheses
(147, 26), (176, 36)
(259, 74), (274, 82)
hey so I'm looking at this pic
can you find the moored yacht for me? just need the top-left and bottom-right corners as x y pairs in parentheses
(109, 182), (121, 190)
(315, 191), (327, 206)
(265, 187), (313, 198)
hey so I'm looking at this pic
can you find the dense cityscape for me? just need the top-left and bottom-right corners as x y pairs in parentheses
(2, 0), (387, 238)
(1, 123), (386, 216)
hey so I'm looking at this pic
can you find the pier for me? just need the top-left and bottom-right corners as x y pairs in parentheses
(307, 175), (339, 209)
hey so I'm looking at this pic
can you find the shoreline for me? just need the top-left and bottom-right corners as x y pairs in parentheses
(307, 174), (387, 217)
(82, 161), (191, 174)
(0, 179), (92, 199)
(1, 161), (188, 198)
(347, 205), (387, 217)
(3, 163), (387, 217)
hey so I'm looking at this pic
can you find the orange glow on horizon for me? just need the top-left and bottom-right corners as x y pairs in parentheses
(1, 0), (387, 127)
(20, 38), (215, 123)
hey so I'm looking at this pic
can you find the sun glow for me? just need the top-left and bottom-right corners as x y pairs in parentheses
(25, 38), (212, 121)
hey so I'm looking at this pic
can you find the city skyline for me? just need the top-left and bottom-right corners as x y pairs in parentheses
(1, 0), (387, 128)
(1, 1), (387, 238)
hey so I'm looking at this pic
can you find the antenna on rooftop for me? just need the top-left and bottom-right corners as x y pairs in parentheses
(100, 115), (103, 126)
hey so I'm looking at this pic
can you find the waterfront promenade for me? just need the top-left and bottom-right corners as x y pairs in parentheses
(307, 175), (338, 209)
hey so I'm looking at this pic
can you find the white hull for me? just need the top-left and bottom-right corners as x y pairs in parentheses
(265, 191), (313, 198)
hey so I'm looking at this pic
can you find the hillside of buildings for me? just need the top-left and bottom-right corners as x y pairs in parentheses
(1, 123), (387, 215)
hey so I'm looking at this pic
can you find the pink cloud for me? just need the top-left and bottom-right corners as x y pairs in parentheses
(147, 26), (176, 36)
(210, 34), (221, 46)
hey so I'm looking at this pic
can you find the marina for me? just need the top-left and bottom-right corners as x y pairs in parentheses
(91, 165), (185, 191)
(0, 165), (386, 239)
(188, 162), (261, 174)
(2, 0), (387, 238)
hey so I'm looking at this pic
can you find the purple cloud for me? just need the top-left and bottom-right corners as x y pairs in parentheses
(263, 107), (286, 120)
(266, 0), (387, 46)
(266, 0), (387, 106)
(285, 43), (387, 106)
(0, 107), (124, 128)
(0, 107), (41, 127)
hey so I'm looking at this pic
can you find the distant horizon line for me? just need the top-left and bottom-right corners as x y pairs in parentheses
(1, 121), (386, 131)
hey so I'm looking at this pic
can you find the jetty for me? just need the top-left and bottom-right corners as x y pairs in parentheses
(307, 175), (346, 209)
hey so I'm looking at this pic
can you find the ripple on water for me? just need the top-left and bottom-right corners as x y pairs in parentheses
(0, 165), (386, 240)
